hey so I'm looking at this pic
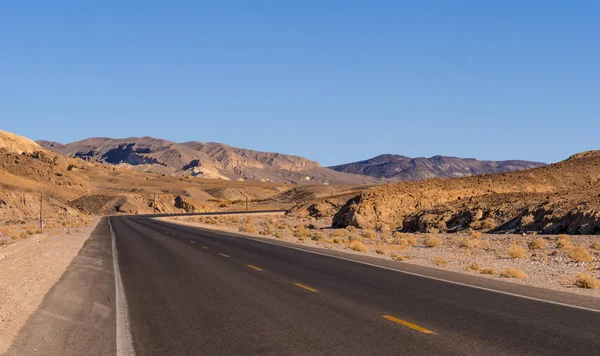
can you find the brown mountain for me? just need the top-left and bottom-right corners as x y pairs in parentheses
(330, 151), (600, 235)
(329, 154), (545, 181)
(38, 137), (379, 185)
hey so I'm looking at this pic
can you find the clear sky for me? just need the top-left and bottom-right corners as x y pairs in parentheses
(1, 1), (598, 166)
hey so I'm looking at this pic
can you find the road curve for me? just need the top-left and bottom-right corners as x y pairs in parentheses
(7, 215), (600, 355)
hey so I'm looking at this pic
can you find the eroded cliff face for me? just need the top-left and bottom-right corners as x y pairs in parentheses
(332, 152), (600, 234)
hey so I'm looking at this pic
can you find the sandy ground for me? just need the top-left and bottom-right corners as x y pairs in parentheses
(0, 218), (99, 354)
(161, 215), (600, 298)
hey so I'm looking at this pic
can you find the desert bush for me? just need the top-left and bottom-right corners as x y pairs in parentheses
(466, 263), (480, 272)
(361, 230), (377, 239)
(470, 231), (482, 239)
(262, 222), (275, 235)
(238, 217), (257, 234)
(507, 244), (527, 258)
(310, 232), (323, 241)
(297, 237), (305, 242)
(349, 240), (368, 252)
(346, 226), (357, 233)
(332, 237), (343, 244)
(480, 267), (497, 275)
(390, 253), (413, 261)
(480, 218), (497, 229)
(528, 238), (545, 250)
(590, 241), (600, 250)
(432, 257), (448, 267)
(423, 235), (442, 248)
(460, 238), (480, 249)
(397, 235), (418, 247)
(274, 232), (284, 239)
(556, 234), (572, 249)
(293, 225), (310, 237)
(568, 246), (594, 263)
(500, 268), (528, 278)
(331, 229), (348, 237)
(375, 248), (386, 255)
(520, 214), (535, 226)
(574, 273), (599, 289)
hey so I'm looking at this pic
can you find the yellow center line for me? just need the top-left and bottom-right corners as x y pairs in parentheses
(294, 283), (318, 292)
(201, 246), (209, 249)
(382, 315), (437, 335)
(219, 253), (230, 258)
(247, 265), (263, 271)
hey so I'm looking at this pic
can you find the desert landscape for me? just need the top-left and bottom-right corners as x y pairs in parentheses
(1, 128), (599, 296)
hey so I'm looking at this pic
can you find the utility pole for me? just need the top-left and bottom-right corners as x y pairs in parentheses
(153, 193), (157, 214)
(39, 192), (43, 233)
(245, 196), (248, 211)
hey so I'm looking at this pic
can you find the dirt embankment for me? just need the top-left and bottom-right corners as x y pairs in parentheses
(331, 151), (600, 234)
(0, 219), (100, 354)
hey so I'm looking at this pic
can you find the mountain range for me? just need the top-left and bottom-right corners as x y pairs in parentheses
(329, 154), (545, 181)
(38, 138), (546, 184)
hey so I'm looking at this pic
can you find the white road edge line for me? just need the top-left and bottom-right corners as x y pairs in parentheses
(109, 217), (136, 356)
(166, 220), (600, 314)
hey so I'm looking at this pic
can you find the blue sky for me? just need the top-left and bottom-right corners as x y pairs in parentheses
(1, 1), (598, 166)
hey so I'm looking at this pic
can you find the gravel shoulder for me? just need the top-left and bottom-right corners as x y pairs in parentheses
(159, 215), (600, 299)
(0, 218), (99, 354)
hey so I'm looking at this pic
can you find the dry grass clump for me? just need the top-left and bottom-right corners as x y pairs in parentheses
(507, 244), (527, 259)
(361, 230), (377, 239)
(556, 234), (572, 249)
(332, 237), (343, 244)
(331, 229), (348, 237)
(470, 231), (482, 239)
(423, 235), (442, 248)
(520, 214), (535, 226)
(310, 232), (323, 241)
(590, 241), (600, 250)
(574, 273), (599, 289)
(375, 248), (386, 255)
(480, 267), (497, 275)
(527, 237), (545, 250)
(259, 222), (275, 236)
(568, 246), (594, 263)
(348, 240), (368, 252)
(390, 253), (413, 262)
(432, 257), (448, 267)
(273, 231), (284, 239)
(239, 217), (257, 234)
(466, 263), (480, 272)
(346, 226), (357, 233)
(459, 238), (480, 249)
(293, 225), (310, 238)
(500, 268), (528, 279)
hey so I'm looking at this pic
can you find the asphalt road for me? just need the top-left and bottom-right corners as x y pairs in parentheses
(8, 215), (600, 355)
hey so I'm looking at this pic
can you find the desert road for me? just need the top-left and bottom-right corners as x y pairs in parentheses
(7, 215), (600, 356)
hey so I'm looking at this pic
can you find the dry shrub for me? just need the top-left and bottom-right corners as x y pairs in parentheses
(332, 237), (343, 244)
(480, 267), (497, 275)
(574, 273), (599, 289)
(310, 232), (323, 241)
(361, 230), (377, 239)
(470, 231), (482, 239)
(398, 235), (417, 247)
(520, 214), (535, 226)
(375, 248), (386, 255)
(500, 268), (528, 278)
(556, 234), (572, 249)
(481, 218), (496, 229)
(349, 240), (368, 252)
(293, 225), (310, 238)
(423, 235), (442, 248)
(390, 253), (413, 261)
(507, 244), (527, 259)
(590, 241), (600, 250)
(331, 229), (348, 237)
(273, 232), (284, 239)
(239, 217), (257, 234)
(432, 257), (448, 267)
(568, 246), (594, 263)
(528, 238), (545, 250)
(346, 226), (357, 233)
(460, 238), (480, 249)
(466, 263), (480, 272)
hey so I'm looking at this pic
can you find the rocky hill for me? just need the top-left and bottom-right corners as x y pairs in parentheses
(330, 151), (600, 235)
(38, 137), (379, 185)
(329, 154), (545, 181)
